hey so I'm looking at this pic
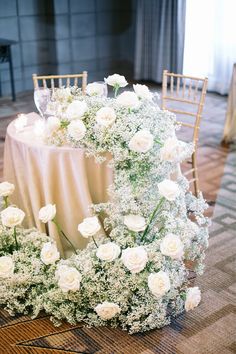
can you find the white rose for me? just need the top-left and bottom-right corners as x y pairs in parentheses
(78, 216), (101, 238)
(0, 256), (14, 278)
(121, 246), (148, 274)
(95, 301), (121, 320)
(55, 265), (82, 292)
(68, 119), (86, 140)
(133, 84), (153, 100)
(124, 214), (146, 232)
(104, 74), (128, 88)
(1, 207), (25, 227)
(96, 242), (121, 262)
(39, 204), (56, 223)
(95, 107), (116, 127)
(185, 287), (201, 311)
(160, 233), (184, 260)
(116, 91), (140, 110)
(160, 137), (186, 162)
(46, 116), (60, 134)
(86, 82), (106, 97)
(158, 179), (180, 201)
(129, 129), (154, 153)
(148, 271), (171, 298)
(57, 265), (82, 292)
(40, 242), (60, 265)
(66, 100), (88, 120)
(0, 182), (15, 197)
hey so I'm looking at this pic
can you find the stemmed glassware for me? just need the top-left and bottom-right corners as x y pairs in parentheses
(34, 87), (51, 120)
(94, 81), (108, 97)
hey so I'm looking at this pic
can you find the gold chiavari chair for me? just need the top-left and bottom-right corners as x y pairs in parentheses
(162, 70), (208, 196)
(32, 71), (88, 93)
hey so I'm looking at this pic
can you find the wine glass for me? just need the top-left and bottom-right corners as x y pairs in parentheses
(94, 81), (108, 97)
(34, 87), (51, 120)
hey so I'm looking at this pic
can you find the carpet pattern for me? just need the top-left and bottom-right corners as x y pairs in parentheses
(0, 91), (235, 353)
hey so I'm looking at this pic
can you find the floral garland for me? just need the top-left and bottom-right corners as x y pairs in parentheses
(0, 74), (209, 334)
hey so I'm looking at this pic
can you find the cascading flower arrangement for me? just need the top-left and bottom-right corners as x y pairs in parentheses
(0, 74), (209, 333)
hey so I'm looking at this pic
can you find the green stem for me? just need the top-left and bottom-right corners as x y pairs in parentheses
(150, 224), (165, 243)
(92, 236), (98, 248)
(155, 138), (163, 146)
(13, 226), (19, 250)
(131, 231), (136, 243)
(52, 219), (77, 254)
(3, 196), (8, 209)
(60, 120), (70, 129)
(113, 85), (120, 98)
(141, 197), (164, 242)
(107, 234), (113, 242)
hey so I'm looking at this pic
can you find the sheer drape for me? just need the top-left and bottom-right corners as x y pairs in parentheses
(134, 0), (186, 82)
(183, 0), (236, 94)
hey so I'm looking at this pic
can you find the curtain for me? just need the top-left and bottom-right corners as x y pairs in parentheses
(183, 0), (236, 95)
(134, 0), (186, 82)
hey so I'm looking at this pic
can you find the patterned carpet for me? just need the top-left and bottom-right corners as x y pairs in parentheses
(0, 91), (235, 353)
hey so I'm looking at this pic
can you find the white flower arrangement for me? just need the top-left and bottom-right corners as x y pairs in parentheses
(95, 301), (121, 320)
(66, 100), (88, 120)
(39, 204), (56, 223)
(86, 82), (106, 97)
(96, 242), (121, 262)
(0, 74), (209, 334)
(78, 216), (101, 238)
(1, 206), (25, 228)
(0, 182), (15, 198)
(0, 256), (14, 278)
(124, 214), (146, 232)
(133, 84), (153, 100)
(148, 271), (171, 298)
(40, 242), (60, 265)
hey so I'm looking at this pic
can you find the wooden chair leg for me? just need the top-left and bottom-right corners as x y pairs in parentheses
(192, 152), (199, 196)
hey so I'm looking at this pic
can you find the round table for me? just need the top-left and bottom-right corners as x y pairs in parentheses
(4, 113), (113, 257)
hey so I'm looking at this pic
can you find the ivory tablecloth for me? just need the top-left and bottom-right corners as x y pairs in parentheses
(223, 63), (236, 143)
(4, 113), (113, 257)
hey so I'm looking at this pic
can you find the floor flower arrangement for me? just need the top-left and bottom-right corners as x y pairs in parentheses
(0, 74), (209, 333)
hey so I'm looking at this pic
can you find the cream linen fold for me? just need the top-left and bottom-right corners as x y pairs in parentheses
(223, 63), (236, 143)
(4, 113), (113, 257)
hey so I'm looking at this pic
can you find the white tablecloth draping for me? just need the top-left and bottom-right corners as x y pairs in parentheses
(223, 63), (236, 143)
(4, 113), (113, 257)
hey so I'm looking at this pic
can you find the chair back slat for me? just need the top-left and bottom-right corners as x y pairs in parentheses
(82, 71), (88, 93)
(194, 80), (199, 101)
(182, 78), (186, 98)
(176, 77), (180, 96)
(170, 76), (174, 94)
(162, 70), (208, 196)
(188, 79), (192, 98)
(32, 71), (88, 93)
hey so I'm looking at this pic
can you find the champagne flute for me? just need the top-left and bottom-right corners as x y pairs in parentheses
(34, 87), (51, 120)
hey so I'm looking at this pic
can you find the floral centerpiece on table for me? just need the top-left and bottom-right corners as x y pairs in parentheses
(0, 74), (209, 334)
